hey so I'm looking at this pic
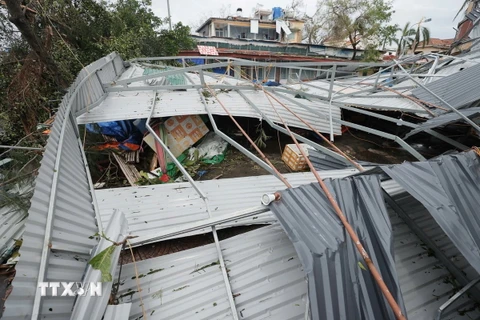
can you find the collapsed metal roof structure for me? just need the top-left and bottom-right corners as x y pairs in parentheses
(3, 42), (480, 319)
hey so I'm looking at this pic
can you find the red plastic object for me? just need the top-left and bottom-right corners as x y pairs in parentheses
(160, 174), (170, 183)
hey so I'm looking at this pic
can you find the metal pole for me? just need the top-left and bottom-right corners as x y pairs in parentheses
(0, 145), (44, 151)
(167, 0), (172, 30)
(145, 92), (207, 200)
(394, 60), (480, 134)
(328, 65), (337, 141)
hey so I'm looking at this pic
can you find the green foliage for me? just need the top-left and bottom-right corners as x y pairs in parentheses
(0, 0), (195, 142)
(253, 123), (271, 149)
(88, 244), (116, 282)
(320, 0), (393, 59)
(362, 44), (382, 61)
(379, 24), (400, 50)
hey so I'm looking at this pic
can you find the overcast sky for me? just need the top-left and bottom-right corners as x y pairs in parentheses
(152, 0), (464, 43)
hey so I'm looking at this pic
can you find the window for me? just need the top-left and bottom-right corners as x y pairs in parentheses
(215, 29), (224, 37)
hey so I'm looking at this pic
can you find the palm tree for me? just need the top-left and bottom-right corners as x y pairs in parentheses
(395, 22), (431, 56)
(395, 22), (415, 56)
(380, 24), (400, 50)
(411, 24), (431, 53)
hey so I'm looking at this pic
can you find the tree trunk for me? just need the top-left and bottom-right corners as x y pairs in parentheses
(349, 34), (357, 60)
(4, 0), (66, 88)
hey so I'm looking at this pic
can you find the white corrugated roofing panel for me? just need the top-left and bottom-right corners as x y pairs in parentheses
(115, 224), (307, 320)
(96, 169), (360, 244)
(77, 88), (342, 134)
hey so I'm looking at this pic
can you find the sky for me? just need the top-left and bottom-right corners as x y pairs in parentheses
(151, 0), (465, 43)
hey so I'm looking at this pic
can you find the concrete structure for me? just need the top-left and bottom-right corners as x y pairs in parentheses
(196, 8), (304, 43)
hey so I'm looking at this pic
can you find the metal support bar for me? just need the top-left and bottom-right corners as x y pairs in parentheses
(277, 92), (427, 161)
(105, 84), (258, 93)
(374, 68), (383, 89)
(198, 70), (206, 86)
(77, 136), (103, 232)
(211, 222), (240, 320)
(327, 65), (337, 101)
(236, 90), (353, 165)
(182, 74), (280, 178)
(0, 145), (44, 151)
(338, 105), (469, 150)
(133, 207), (269, 246)
(75, 92), (109, 118)
(383, 192), (480, 300)
(94, 71), (105, 94)
(394, 60), (480, 134)
(145, 88), (239, 318)
(31, 54), (119, 318)
(435, 277), (480, 320)
(145, 91), (207, 200)
(112, 62), (231, 87)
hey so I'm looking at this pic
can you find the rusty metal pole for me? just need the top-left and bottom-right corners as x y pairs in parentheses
(263, 92), (407, 320)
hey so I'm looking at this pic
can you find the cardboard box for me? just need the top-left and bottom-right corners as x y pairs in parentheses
(282, 143), (309, 171)
(145, 115), (209, 158)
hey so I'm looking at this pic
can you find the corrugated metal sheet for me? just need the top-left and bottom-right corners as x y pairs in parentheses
(405, 107), (480, 137)
(308, 149), (378, 171)
(115, 224), (307, 320)
(96, 169), (360, 244)
(0, 186), (30, 262)
(72, 52), (123, 116)
(114, 205), (480, 320)
(382, 151), (480, 275)
(411, 62), (480, 110)
(388, 197), (480, 320)
(103, 304), (132, 320)
(269, 176), (405, 320)
(76, 74), (342, 135)
(71, 210), (128, 320)
(2, 54), (107, 319)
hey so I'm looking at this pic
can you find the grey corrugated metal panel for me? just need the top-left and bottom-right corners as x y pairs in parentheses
(382, 151), (480, 275)
(3, 60), (101, 318)
(336, 94), (429, 113)
(388, 207), (480, 319)
(71, 210), (128, 320)
(103, 304), (132, 320)
(115, 224), (306, 320)
(405, 107), (480, 137)
(270, 175), (405, 320)
(308, 149), (380, 171)
(96, 170), (360, 243)
(390, 191), (480, 282)
(411, 62), (480, 110)
(308, 149), (350, 170)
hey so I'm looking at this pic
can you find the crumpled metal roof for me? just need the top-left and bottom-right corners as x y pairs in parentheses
(405, 107), (480, 138)
(381, 151), (480, 275)
(269, 175), (405, 320)
(411, 62), (480, 110)
(96, 169), (361, 244)
(2, 53), (122, 319)
(77, 66), (343, 135)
